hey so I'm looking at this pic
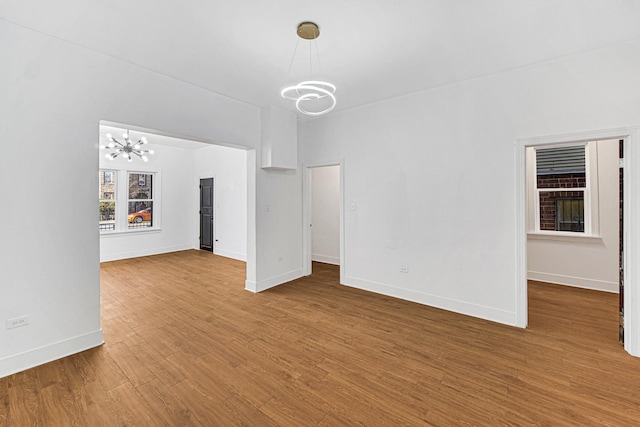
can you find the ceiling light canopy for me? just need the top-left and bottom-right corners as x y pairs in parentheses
(100, 130), (154, 162)
(281, 22), (336, 116)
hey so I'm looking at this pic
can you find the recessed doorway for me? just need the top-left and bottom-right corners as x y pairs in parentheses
(303, 162), (344, 281)
(515, 126), (640, 358)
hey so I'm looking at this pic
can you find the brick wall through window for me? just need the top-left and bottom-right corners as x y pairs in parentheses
(537, 172), (585, 231)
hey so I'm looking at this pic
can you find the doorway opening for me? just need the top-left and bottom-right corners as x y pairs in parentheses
(303, 162), (344, 281)
(98, 120), (256, 283)
(516, 127), (640, 357)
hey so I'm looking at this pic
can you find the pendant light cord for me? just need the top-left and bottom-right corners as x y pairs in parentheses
(285, 37), (300, 86)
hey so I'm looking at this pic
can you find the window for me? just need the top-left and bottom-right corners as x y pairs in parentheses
(128, 172), (153, 229)
(103, 170), (115, 184)
(556, 198), (584, 232)
(529, 142), (599, 235)
(99, 170), (158, 233)
(536, 145), (586, 233)
(99, 170), (116, 231)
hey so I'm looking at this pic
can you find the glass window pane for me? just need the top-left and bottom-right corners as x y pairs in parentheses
(537, 172), (586, 189)
(536, 145), (585, 175)
(99, 170), (116, 199)
(536, 145), (586, 190)
(99, 170), (116, 232)
(539, 191), (557, 231)
(99, 201), (116, 231)
(128, 201), (153, 229)
(129, 173), (153, 199)
(555, 196), (584, 232)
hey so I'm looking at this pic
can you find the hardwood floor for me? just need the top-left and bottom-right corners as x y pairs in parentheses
(2, 250), (640, 425)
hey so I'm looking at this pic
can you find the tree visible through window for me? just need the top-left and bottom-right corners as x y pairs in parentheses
(99, 170), (116, 231)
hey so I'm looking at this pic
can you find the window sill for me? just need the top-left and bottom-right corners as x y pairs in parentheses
(527, 232), (602, 243)
(100, 228), (161, 237)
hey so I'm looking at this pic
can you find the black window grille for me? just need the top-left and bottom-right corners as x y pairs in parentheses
(556, 198), (584, 232)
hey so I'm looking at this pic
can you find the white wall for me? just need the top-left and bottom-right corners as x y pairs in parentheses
(527, 139), (619, 292)
(251, 167), (303, 292)
(99, 141), (197, 262)
(194, 144), (247, 261)
(0, 20), (273, 378)
(311, 166), (340, 265)
(300, 38), (640, 326)
(0, 16), (307, 377)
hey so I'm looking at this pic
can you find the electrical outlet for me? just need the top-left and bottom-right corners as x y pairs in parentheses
(399, 265), (409, 273)
(6, 316), (29, 330)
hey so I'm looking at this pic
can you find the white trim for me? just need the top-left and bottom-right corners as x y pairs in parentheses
(100, 244), (193, 262)
(311, 254), (340, 265)
(343, 276), (516, 326)
(245, 149), (257, 288)
(302, 160), (345, 285)
(99, 228), (162, 237)
(244, 279), (258, 292)
(625, 130), (640, 356)
(527, 232), (603, 243)
(516, 126), (640, 357)
(245, 268), (304, 293)
(528, 271), (618, 293)
(213, 248), (246, 262)
(515, 138), (528, 328)
(529, 141), (598, 235)
(0, 330), (103, 379)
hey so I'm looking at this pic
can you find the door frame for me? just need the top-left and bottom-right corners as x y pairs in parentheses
(302, 160), (345, 283)
(515, 126), (640, 357)
(198, 176), (215, 251)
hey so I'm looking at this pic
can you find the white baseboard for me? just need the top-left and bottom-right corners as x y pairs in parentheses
(100, 244), (193, 262)
(528, 271), (618, 293)
(311, 254), (340, 265)
(245, 269), (304, 293)
(342, 276), (517, 326)
(214, 248), (247, 262)
(244, 279), (258, 292)
(0, 329), (103, 379)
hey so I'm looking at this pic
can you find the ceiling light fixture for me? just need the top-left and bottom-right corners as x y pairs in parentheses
(281, 22), (336, 116)
(100, 130), (154, 162)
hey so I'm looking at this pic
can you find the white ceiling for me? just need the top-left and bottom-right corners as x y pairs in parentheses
(3, 0), (640, 116)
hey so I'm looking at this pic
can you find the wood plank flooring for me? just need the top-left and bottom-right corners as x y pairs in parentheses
(2, 250), (640, 425)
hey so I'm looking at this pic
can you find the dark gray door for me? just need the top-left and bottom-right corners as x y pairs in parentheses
(200, 178), (214, 251)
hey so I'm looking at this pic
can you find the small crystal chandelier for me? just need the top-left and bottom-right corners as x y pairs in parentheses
(281, 22), (336, 116)
(100, 130), (154, 162)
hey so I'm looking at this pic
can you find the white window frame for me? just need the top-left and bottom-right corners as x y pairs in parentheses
(127, 171), (155, 230)
(527, 141), (600, 238)
(99, 169), (161, 234)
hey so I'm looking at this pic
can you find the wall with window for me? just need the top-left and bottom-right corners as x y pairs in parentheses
(527, 139), (619, 292)
(99, 139), (197, 262)
(193, 144), (248, 261)
(0, 20), (265, 378)
(300, 38), (640, 326)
